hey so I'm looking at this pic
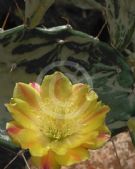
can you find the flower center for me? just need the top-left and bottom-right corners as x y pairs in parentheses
(38, 100), (81, 142)
(39, 115), (78, 142)
(45, 127), (71, 141)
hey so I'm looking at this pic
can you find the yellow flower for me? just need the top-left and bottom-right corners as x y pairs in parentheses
(6, 72), (110, 169)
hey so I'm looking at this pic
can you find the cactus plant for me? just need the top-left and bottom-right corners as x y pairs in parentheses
(0, 0), (135, 168)
(105, 0), (135, 50)
(55, 0), (105, 10)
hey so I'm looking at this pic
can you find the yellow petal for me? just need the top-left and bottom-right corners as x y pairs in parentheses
(31, 151), (60, 169)
(6, 121), (48, 156)
(5, 98), (36, 129)
(55, 147), (89, 166)
(63, 130), (99, 150)
(94, 132), (110, 148)
(81, 105), (110, 132)
(49, 140), (70, 155)
(6, 121), (25, 146)
(82, 132), (99, 149)
(71, 84), (90, 107)
(75, 94), (99, 121)
(6, 121), (22, 145)
(13, 82), (41, 107)
(84, 124), (111, 149)
(19, 131), (48, 156)
(41, 72), (72, 102)
(68, 84), (98, 118)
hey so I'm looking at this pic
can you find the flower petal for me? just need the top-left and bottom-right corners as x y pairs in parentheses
(13, 82), (41, 107)
(71, 84), (91, 107)
(6, 121), (22, 145)
(31, 151), (60, 169)
(6, 121), (48, 156)
(68, 84), (98, 117)
(41, 72), (72, 102)
(81, 104), (110, 132)
(93, 133), (110, 148)
(55, 147), (89, 166)
(5, 98), (37, 129)
(84, 124), (110, 149)
(49, 140), (70, 155)
(30, 82), (41, 92)
(63, 130), (99, 150)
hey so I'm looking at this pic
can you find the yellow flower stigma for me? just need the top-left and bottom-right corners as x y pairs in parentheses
(6, 71), (111, 169)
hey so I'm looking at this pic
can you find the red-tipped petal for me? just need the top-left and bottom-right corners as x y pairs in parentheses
(30, 82), (41, 93)
(32, 151), (60, 169)
(13, 82), (41, 107)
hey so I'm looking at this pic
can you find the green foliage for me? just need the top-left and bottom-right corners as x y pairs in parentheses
(105, 0), (135, 50)
(56, 0), (104, 10)
(25, 0), (55, 28)
(128, 118), (135, 146)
